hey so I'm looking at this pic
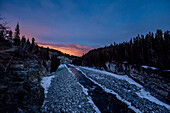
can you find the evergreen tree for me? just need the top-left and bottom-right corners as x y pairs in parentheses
(14, 23), (20, 46)
(30, 37), (35, 52)
(78, 29), (170, 69)
(21, 35), (26, 48)
(8, 30), (13, 42)
(45, 47), (50, 60)
(32, 37), (35, 46)
(51, 54), (60, 72)
(26, 38), (30, 51)
(0, 29), (4, 39)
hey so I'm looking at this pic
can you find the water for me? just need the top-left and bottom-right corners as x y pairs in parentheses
(67, 65), (134, 113)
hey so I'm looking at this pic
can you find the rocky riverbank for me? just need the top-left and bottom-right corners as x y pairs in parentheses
(0, 47), (50, 112)
(105, 62), (170, 105)
(77, 66), (170, 113)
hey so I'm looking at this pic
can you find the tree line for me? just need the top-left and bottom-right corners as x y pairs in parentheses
(0, 21), (60, 72)
(75, 30), (170, 70)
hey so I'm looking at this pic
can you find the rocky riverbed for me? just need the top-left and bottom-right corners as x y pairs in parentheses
(41, 64), (170, 113)
(41, 65), (97, 113)
(76, 66), (170, 113)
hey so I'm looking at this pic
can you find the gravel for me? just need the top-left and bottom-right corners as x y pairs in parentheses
(41, 65), (96, 113)
(78, 67), (170, 113)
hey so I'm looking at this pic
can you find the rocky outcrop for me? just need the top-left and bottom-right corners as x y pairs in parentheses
(105, 62), (170, 105)
(0, 47), (50, 112)
(58, 56), (72, 64)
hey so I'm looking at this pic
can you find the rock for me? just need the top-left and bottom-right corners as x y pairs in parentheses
(0, 47), (48, 113)
(41, 67), (96, 112)
(105, 62), (170, 105)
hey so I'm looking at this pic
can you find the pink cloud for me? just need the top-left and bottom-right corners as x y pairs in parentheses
(38, 43), (93, 57)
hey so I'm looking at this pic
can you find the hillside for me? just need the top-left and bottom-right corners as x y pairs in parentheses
(72, 29), (170, 105)
(74, 29), (170, 70)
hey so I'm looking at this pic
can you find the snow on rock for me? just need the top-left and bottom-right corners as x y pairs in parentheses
(80, 66), (142, 87)
(41, 64), (65, 95)
(77, 65), (170, 112)
(41, 75), (55, 96)
(136, 89), (170, 110)
(57, 64), (65, 69)
(106, 62), (117, 72)
(76, 68), (141, 113)
(42, 64), (97, 112)
(65, 65), (101, 113)
(141, 65), (158, 70)
(41, 72), (56, 110)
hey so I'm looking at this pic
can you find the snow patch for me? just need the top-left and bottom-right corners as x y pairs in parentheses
(41, 73), (56, 110)
(79, 65), (170, 110)
(41, 75), (55, 96)
(79, 66), (142, 87)
(136, 89), (170, 110)
(77, 68), (141, 113)
(65, 65), (101, 113)
(141, 65), (158, 70)
(163, 70), (170, 72)
(58, 64), (65, 69)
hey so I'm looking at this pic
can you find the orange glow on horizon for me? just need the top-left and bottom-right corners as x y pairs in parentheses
(38, 43), (93, 57)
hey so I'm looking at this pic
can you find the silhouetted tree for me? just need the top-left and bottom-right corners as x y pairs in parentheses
(78, 29), (170, 69)
(25, 38), (30, 51)
(32, 37), (35, 46)
(8, 30), (13, 42)
(13, 23), (20, 46)
(21, 35), (26, 48)
(51, 54), (60, 72)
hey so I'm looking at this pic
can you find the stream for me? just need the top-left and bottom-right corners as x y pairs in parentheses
(67, 65), (134, 113)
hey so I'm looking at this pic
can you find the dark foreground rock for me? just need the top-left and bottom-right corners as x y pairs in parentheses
(0, 47), (49, 112)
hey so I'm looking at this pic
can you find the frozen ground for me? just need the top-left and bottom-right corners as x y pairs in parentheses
(41, 64), (98, 112)
(141, 65), (158, 70)
(41, 64), (170, 113)
(41, 74), (55, 96)
(76, 65), (170, 113)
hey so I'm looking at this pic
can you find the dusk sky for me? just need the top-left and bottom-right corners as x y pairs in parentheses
(0, 0), (170, 56)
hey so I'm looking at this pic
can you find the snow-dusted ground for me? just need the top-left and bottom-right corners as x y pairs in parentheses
(41, 64), (66, 96)
(41, 71), (56, 109)
(66, 65), (101, 113)
(41, 74), (55, 96)
(41, 64), (97, 112)
(141, 65), (158, 70)
(40, 64), (169, 112)
(74, 65), (170, 112)
(76, 67), (141, 113)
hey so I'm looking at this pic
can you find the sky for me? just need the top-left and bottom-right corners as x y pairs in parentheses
(0, 0), (170, 56)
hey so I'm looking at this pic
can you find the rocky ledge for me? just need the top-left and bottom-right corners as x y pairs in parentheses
(0, 47), (50, 112)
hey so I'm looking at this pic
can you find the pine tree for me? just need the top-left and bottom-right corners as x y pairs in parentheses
(14, 23), (20, 46)
(0, 29), (4, 39)
(32, 37), (35, 46)
(45, 47), (50, 60)
(21, 35), (26, 48)
(8, 30), (13, 42)
(76, 29), (169, 69)
(51, 54), (60, 72)
(29, 37), (35, 52)
(26, 38), (30, 51)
